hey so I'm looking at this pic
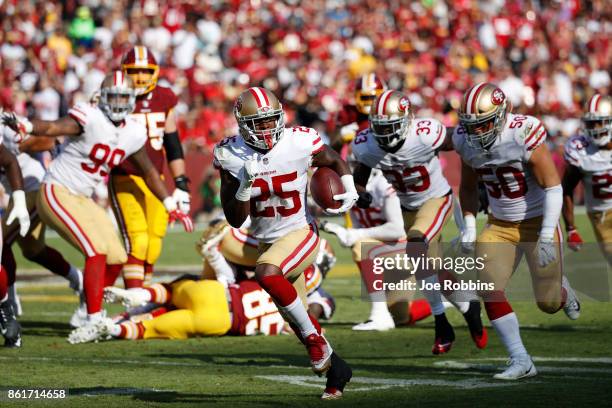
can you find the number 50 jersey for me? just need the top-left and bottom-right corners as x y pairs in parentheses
(352, 118), (451, 210)
(213, 127), (324, 243)
(44, 103), (147, 197)
(453, 113), (548, 222)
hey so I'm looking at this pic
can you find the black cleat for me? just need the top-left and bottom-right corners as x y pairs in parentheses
(432, 313), (455, 355)
(0, 300), (22, 348)
(321, 352), (352, 399)
(463, 300), (488, 349)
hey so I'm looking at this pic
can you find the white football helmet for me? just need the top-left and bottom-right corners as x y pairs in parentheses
(582, 94), (611, 146)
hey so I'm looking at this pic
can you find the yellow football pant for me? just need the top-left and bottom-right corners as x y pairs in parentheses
(142, 280), (231, 339)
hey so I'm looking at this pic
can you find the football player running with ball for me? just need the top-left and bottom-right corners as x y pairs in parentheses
(1, 71), (192, 344)
(562, 94), (611, 265)
(351, 90), (487, 354)
(453, 82), (581, 380)
(214, 87), (356, 399)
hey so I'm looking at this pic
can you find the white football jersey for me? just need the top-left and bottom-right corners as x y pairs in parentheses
(352, 118), (451, 210)
(350, 171), (397, 228)
(453, 113), (548, 222)
(44, 103), (147, 197)
(1, 126), (46, 193)
(213, 126), (324, 243)
(564, 135), (612, 212)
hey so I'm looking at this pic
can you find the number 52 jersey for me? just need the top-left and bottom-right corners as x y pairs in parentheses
(213, 127), (324, 243)
(44, 103), (148, 197)
(453, 113), (548, 222)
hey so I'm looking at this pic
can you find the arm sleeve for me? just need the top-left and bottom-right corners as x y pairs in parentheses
(163, 130), (184, 162)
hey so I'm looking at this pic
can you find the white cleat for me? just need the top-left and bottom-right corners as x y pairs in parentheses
(69, 300), (88, 328)
(352, 314), (395, 331)
(104, 287), (148, 308)
(562, 276), (581, 320)
(493, 354), (537, 380)
(68, 323), (102, 344)
(95, 317), (116, 340)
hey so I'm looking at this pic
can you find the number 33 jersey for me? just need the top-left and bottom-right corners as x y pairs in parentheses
(564, 134), (612, 212)
(213, 127), (324, 243)
(352, 118), (450, 210)
(44, 103), (147, 197)
(453, 113), (548, 222)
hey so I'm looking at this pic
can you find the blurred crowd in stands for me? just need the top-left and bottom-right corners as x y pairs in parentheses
(0, 0), (609, 214)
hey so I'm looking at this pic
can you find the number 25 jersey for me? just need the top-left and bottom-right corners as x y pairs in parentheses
(213, 127), (324, 243)
(453, 113), (548, 222)
(44, 103), (147, 197)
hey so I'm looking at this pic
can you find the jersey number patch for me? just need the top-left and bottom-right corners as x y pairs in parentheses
(476, 166), (527, 199)
(251, 171), (302, 217)
(592, 173), (612, 199)
(81, 143), (126, 177)
(242, 289), (285, 336)
(131, 112), (166, 151)
(382, 166), (430, 193)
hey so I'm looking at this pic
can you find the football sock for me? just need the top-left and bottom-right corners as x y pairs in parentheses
(116, 321), (145, 339)
(0, 266), (8, 300)
(419, 274), (446, 315)
(143, 263), (154, 286)
(66, 266), (82, 292)
(357, 260), (378, 295)
(144, 283), (169, 304)
(84, 255), (106, 315)
(408, 299), (432, 324)
(31, 246), (71, 278)
(369, 299), (391, 319)
(2, 246), (16, 285)
(105, 264), (123, 287)
(259, 274), (317, 338)
(490, 312), (527, 358)
(438, 269), (475, 313)
(123, 255), (145, 289)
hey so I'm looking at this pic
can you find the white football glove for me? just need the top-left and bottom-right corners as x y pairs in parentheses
(326, 174), (359, 214)
(340, 122), (359, 143)
(322, 222), (359, 248)
(235, 155), (260, 201)
(537, 228), (557, 267)
(172, 188), (191, 214)
(6, 190), (30, 237)
(1, 111), (33, 143)
(460, 214), (477, 253)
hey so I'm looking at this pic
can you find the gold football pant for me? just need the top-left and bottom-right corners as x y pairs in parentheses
(109, 174), (168, 285)
(587, 209), (612, 265)
(37, 183), (127, 264)
(141, 280), (231, 339)
(202, 227), (259, 280)
(476, 215), (564, 313)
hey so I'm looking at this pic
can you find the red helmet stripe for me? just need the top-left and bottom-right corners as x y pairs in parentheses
(377, 90), (392, 116)
(114, 71), (122, 86)
(249, 87), (265, 108)
(258, 87), (270, 105)
(466, 82), (487, 115)
(590, 94), (601, 113)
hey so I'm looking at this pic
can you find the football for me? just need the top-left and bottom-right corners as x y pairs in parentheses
(310, 167), (345, 210)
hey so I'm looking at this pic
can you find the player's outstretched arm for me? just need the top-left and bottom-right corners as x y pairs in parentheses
(436, 127), (456, 152)
(219, 168), (250, 228)
(2, 112), (82, 138)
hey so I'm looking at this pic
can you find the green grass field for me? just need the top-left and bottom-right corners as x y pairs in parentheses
(3, 213), (612, 407)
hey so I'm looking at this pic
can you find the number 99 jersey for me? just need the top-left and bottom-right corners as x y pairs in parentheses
(453, 113), (548, 222)
(213, 127), (324, 243)
(351, 118), (450, 210)
(45, 103), (147, 197)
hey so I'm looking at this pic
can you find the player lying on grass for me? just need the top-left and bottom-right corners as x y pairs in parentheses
(1, 71), (193, 345)
(562, 94), (611, 265)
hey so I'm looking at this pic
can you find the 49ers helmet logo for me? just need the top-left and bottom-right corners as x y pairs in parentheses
(491, 88), (505, 105)
(398, 96), (410, 112)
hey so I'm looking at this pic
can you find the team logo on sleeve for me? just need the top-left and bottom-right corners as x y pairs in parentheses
(491, 88), (505, 105)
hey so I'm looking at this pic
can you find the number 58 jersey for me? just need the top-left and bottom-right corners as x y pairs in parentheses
(44, 103), (147, 197)
(214, 127), (324, 243)
(453, 113), (548, 222)
(351, 118), (450, 210)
